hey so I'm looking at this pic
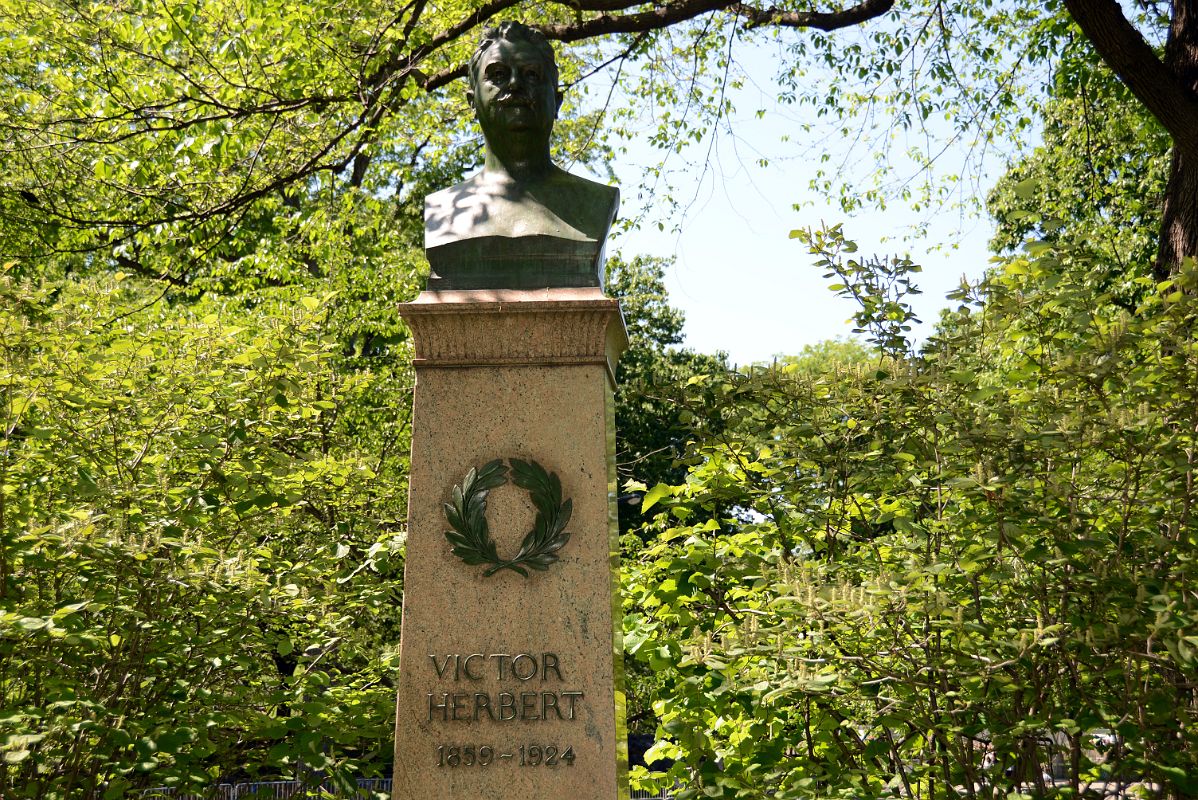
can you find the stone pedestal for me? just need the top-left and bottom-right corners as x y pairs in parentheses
(393, 287), (628, 800)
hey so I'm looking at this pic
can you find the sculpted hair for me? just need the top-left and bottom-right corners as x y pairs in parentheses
(469, 21), (559, 86)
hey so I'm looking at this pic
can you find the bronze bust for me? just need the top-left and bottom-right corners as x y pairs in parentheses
(424, 22), (619, 290)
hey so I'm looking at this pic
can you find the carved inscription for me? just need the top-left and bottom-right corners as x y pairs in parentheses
(436, 744), (576, 768)
(426, 652), (584, 723)
(426, 652), (583, 767)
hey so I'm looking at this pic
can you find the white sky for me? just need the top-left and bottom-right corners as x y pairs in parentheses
(585, 42), (1010, 366)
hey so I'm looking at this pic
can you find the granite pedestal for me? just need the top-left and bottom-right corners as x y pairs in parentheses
(392, 287), (628, 800)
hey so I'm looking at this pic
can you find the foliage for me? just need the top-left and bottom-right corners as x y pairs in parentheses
(987, 53), (1172, 309)
(771, 338), (876, 373)
(5, 0), (1189, 285)
(792, 225), (922, 357)
(623, 229), (1198, 797)
(0, 247), (715, 794)
(607, 254), (726, 534)
(2, 5), (432, 789)
(0, 0), (612, 291)
(606, 253), (729, 734)
(5, 0), (1198, 796)
(0, 273), (409, 797)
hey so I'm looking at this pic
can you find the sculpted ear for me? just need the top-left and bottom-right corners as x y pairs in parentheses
(466, 88), (475, 107)
(555, 89), (564, 116)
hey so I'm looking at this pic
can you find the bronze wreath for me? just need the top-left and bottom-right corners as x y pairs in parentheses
(443, 458), (573, 577)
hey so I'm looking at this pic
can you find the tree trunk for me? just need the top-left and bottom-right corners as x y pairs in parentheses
(1062, 0), (1198, 278)
(1156, 0), (1198, 281)
(1156, 148), (1198, 282)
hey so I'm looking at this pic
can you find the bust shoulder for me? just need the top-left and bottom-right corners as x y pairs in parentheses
(423, 166), (618, 290)
(425, 167), (618, 248)
(537, 169), (619, 241)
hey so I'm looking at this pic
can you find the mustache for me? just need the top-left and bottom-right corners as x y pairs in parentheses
(495, 93), (533, 107)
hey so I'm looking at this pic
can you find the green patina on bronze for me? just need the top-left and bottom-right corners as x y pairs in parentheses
(424, 21), (618, 290)
(443, 458), (574, 577)
(424, 235), (606, 290)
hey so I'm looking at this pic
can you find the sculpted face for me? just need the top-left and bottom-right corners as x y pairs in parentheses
(468, 38), (562, 145)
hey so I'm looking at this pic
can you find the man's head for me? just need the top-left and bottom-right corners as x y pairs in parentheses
(467, 22), (564, 147)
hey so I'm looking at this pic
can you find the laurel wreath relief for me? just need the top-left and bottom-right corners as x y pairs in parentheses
(443, 458), (573, 577)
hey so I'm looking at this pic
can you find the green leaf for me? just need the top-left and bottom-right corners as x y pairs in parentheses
(1013, 177), (1039, 200)
(641, 483), (675, 512)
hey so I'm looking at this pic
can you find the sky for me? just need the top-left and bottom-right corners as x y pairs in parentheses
(585, 44), (1010, 367)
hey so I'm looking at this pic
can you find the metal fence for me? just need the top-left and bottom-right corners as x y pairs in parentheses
(141, 779), (392, 799)
(143, 779), (671, 799)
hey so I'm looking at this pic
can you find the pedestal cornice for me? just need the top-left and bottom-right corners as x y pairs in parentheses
(398, 287), (628, 385)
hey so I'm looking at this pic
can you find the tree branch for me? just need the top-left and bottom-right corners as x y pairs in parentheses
(15, 0), (915, 283)
(1062, 0), (1198, 160)
(735, 0), (896, 31)
(113, 253), (190, 287)
(540, 0), (739, 42)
